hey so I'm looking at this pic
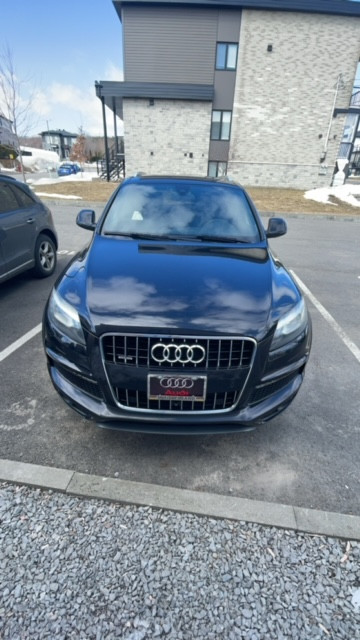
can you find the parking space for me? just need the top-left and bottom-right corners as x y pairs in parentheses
(1, 203), (359, 516)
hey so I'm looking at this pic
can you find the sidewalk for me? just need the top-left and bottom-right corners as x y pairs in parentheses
(0, 460), (359, 639)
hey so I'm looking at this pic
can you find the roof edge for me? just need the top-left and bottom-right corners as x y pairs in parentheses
(113, 0), (360, 18)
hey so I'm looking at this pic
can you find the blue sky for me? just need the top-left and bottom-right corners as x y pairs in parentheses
(2, 1), (359, 138)
(1, 0), (124, 136)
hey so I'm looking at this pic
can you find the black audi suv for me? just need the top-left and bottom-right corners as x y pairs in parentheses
(43, 174), (312, 434)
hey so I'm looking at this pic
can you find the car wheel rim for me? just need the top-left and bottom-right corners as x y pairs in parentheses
(40, 241), (55, 271)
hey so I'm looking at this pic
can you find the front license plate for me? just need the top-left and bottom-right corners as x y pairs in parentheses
(148, 374), (207, 401)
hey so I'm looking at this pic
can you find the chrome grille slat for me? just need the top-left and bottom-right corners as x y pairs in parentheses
(115, 388), (239, 412)
(228, 341), (233, 368)
(217, 341), (221, 369)
(240, 340), (244, 366)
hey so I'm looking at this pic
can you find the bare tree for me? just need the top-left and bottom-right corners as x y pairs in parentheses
(0, 45), (37, 182)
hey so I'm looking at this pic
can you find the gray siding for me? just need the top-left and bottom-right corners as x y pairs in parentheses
(213, 71), (237, 110)
(99, 81), (213, 101)
(216, 9), (242, 40)
(123, 6), (218, 83)
(208, 140), (231, 162)
(209, 10), (241, 163)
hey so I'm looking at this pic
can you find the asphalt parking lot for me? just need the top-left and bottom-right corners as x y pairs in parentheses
(1, 201), (359, 517)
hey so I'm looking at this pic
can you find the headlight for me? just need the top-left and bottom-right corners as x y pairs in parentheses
(271, 298), (308, 350)
(48, 289), (85, 345)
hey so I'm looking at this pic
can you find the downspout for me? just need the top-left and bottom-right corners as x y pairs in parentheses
(322, 74), (343, 161)
(113, 97), (119, 155)
(101, 96), (110, 182)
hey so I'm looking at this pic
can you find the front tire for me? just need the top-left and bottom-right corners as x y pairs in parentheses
(33, 234), (57, 278)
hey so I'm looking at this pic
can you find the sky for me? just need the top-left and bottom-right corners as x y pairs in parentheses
(1, 0), (124, 137)
(1, 0), (360, 140)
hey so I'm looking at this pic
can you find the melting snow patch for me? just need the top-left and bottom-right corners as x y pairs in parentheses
(30, 171), (95, 186)
(304, 184), (360, 208)
(35, 192), (82, 200)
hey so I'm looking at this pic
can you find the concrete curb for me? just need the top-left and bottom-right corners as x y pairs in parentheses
(1, 458), (359, 541)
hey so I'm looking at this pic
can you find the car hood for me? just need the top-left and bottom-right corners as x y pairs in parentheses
(62, 237), (298, 339)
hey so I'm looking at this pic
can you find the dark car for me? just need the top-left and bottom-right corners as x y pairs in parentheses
(57, 162), (82, 177)
(43, 175), (311, 434)
(0, 174), (58, 283)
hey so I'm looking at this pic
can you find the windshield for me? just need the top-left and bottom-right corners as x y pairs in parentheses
(101, 181), (261, 243)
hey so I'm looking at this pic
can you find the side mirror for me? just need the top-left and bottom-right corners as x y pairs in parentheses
(76, 209), (96, 231)
(266, 217), (287, 238)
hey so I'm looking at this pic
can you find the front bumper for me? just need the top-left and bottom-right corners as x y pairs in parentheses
(45, 331), (310, 434)
(43, 304), (312, 434)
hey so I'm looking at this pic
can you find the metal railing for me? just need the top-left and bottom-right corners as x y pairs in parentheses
(99, 142), (125, 181)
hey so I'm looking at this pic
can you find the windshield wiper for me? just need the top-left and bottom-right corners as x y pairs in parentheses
(103, 231), (206, 242)
(195, 235), (249, 244)
(103, 231), (250, 244)
(103, 231), (167, 240)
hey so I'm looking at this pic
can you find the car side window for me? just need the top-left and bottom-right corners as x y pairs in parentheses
(10, 185), (36, 208)
(0, 182), (21, 214)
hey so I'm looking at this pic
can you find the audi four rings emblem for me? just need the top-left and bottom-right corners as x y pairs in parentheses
(151, 343), (206, 364)
(160, 377), (194, 389)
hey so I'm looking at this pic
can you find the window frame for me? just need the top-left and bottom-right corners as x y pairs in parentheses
(215, 42), (238, 71)
(10, 184), (36, 208)
(208, 161), (228, 178)
(0, 182), (22, 214)
(210, 110), (232, 141)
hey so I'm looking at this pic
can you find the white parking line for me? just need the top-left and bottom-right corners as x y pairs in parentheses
(0, 324), (42, 363)
(291, 270), (360, 364)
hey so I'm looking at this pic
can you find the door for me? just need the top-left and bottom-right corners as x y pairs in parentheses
(0, 181), (38, 279)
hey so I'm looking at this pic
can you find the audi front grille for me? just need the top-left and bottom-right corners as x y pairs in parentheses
(101, 333), (256, 414)
(102, 334), (255, 370)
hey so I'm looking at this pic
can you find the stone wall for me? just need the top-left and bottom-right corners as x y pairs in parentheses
(123, 98), (212, 177)
(228, 10), (360, 188)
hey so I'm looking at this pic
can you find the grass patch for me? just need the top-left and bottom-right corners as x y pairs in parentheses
(33, 179), (359, 216)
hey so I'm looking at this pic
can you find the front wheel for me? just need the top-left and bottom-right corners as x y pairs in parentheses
(33, 234), (57, 278)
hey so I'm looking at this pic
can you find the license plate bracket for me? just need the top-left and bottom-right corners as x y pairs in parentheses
(148, 374), (207, 401)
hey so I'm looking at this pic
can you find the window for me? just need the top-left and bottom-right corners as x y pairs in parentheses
(216, 43), (238, 70)
(211, 111), (232, 141)
(11, 185), (35, 208)
(0, 183), (20, 214)
(208, 161), (227, 178)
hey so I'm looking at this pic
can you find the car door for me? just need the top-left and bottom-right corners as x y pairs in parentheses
(0, 181), (38, 279)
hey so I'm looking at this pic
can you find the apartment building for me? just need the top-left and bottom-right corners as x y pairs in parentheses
(96, 0), (360, 188)
(0, 114), (17, 151)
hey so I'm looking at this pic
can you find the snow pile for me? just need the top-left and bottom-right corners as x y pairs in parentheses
(304, 184), (360, 208)
(34, 192), (82, 200)
(20, 146), (60, 172)
(30, 171), (95, 186)
(28, 168), (100, 199)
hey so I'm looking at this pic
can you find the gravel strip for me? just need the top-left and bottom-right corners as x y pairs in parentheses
(0, 482), (359, 640)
